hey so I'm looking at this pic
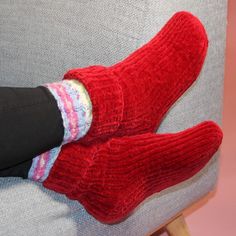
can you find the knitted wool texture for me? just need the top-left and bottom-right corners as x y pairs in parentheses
(63, 11), (208, 144)
(43, 121), (223, 223)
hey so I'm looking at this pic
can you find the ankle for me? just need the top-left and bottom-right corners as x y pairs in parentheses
(44, 80), (93, 144)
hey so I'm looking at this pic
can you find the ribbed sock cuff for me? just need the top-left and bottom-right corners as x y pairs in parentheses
(28, 80), (93, 181)
(44, 80), (92, 144)
(28, 146), (62, 182)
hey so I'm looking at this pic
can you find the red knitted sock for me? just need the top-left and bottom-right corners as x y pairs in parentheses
(64, 11), (208, 144)
(43, 121), (222, 223)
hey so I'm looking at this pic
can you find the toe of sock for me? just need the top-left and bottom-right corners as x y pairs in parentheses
(200, 120), (223, 152)
(167, 11), (209, 62)
(172, 11), (208, 43)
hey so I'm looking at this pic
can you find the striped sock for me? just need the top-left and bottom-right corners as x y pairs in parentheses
(28, 146), (62, 181)
(28, 80), (92, 181)
(44, 80), (92, 144)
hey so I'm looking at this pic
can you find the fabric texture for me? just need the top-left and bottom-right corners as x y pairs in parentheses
(28, 145), (62, 182)
(44, 80), (92, 145)
(43, 121), (222, 223)
(64, 11), (208, 144)
(0, 0), (227, 235)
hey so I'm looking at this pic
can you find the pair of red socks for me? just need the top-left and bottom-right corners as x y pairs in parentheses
(41, 12), (223, 223)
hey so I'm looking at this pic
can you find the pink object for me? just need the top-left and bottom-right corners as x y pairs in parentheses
(32, 152), (50, 181)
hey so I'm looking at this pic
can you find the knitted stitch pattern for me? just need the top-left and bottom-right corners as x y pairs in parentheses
(43, 121), (223, 223)
(44, 80), (92, 144)
(63, 11), (208, 144)
(28, 80), (92, 181)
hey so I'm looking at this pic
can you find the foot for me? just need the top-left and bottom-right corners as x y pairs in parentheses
(42, 121), (222, 223)
(64, 11), (208, 144)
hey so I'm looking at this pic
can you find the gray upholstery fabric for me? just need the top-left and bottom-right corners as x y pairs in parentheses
(0, 1), (227, 235)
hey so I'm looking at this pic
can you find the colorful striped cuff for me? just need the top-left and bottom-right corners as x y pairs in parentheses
(28, 146), (62, 182)
(28, 79), (92, 182)
(44, 80), (92, 144)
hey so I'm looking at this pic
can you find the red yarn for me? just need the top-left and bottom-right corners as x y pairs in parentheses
(63, 11), (208, 144)
(43, 121), (222, 223)
(43, 11), (218, 224)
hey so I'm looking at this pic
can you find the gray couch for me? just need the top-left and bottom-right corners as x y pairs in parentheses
(0, 1), (227, 235)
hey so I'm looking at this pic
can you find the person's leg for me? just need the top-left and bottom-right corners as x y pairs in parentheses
(0, 77), (93, 170)
(0, 159), (32, 179)
(0, 86), (64, 170)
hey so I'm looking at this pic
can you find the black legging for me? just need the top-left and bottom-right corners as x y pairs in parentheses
(0, 159), (33, 179)
(0, 86), (64, 178)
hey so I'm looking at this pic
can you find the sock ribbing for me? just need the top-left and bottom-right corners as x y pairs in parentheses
(28, 146), (62, 181)
(43, 121), (223, 223)
(44, 80), (92, 144)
